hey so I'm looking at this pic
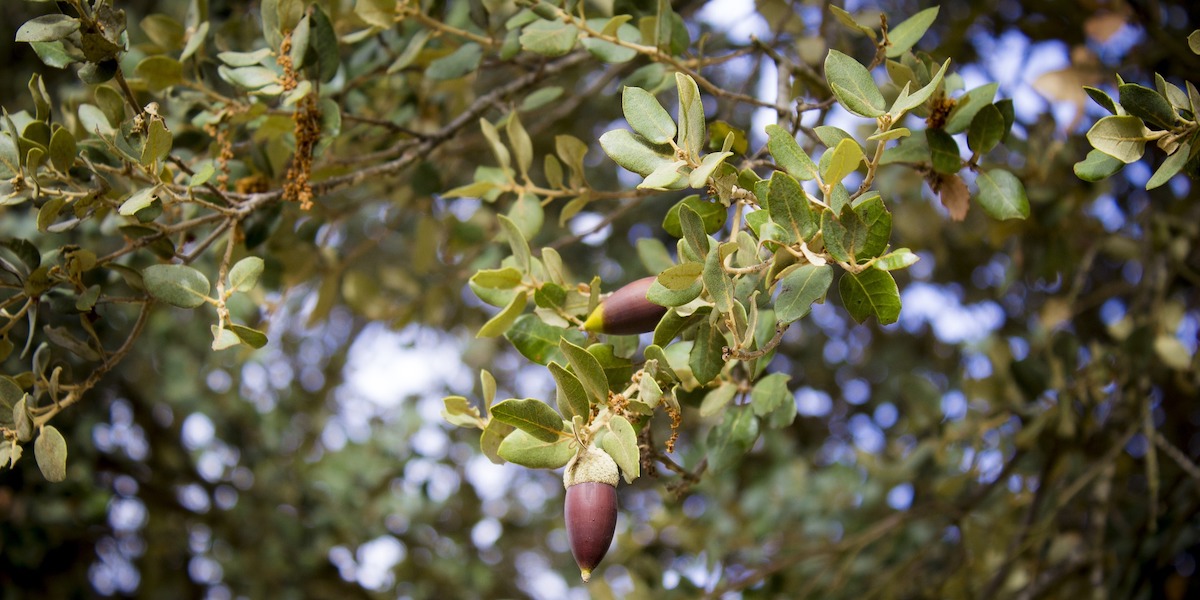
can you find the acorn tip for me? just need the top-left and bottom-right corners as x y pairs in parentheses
(580, 568), (592, 583)
(582, 305), (605, 332)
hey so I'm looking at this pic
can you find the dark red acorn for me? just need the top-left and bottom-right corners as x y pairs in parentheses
(583, 276), (668, 335)
(563, 446), (620, 582)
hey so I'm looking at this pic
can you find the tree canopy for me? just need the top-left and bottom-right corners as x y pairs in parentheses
(2, 0), (1199, 598)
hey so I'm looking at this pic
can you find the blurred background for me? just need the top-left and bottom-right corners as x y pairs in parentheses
(1, 0), (1199, 598)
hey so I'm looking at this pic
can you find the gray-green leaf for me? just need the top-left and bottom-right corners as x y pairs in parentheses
(600, 415), (639, 483)
(143, 264), (212, 309)
(825, 50), (886, 118)
(490, 398), (564, 442)
(35, 425), (67, 482)
(839, 269), (901, 325)
(623, 86), (676, 145)
(776, 264), (833, 323)
(976, 168), (1030, 220)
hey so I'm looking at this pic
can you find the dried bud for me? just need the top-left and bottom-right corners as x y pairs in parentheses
(563, 446), (619, 582)
(582, 276), (668, 335)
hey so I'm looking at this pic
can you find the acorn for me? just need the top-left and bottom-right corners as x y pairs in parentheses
(563, 445), (619, 582)
(583, 276), (668, 335)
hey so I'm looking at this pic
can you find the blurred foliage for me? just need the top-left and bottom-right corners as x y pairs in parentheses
(0, 0), (1199, 599)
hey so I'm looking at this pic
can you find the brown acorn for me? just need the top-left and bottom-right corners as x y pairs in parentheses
(563, 446), (619, 582)
(583, 276), (668, 335)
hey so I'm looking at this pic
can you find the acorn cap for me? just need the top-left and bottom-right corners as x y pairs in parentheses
(563, 445), (619, 489)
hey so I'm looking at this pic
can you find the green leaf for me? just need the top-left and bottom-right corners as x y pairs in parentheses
(479, 118), (512, 173)
(218, 48), (273, 67)
(517, 87), (563, 115)
(968, 104), (1005, 154)
(228, 256), (264, 293)
(143, 264), (211, 309)
(1190, 30), (1200, 54)
(1073, 149), (1124, 182)
(703, 242), (734, 313)
(886, 7), (939, 57)
(706, 406), (759, 473)
(825, 50), (886, 118)
(135, 55), (183, 92)
(187, 163), (215, 188)
(623, 86), (676, 145)
(1119, 83), (1180, 130)
(217, 66), (279, 90)
(490, 398), (564, 442)
(776, 264), (833, 323)
(873, 248), (920, 271)
(581, 19), (639, 63)
(13, 396), (33, 442)
(823, 137), (866, 186)
(839, 269), (901, 325)
(976, 168), (1030, 220)
(638, 159), (688, 190)
(638, 237), (675, 274)
(48, 127), (76, 172)
(426, 43), (482, 80)
(506, 193), (544, 242)
(588, 344), (633, 391)
(519, 20), (578, 57)
(0, 378), (22, 422)
(505, 314), (583, 365)
(600, 415), (639, 483)
(16, 15), (81, 43)
(210, 325), (239, 350)
(828, 6), (878, 39)
(764, 172), (819, 244)
(229, 324), (268, 349)
(663, 195), (727, 237)
(497, 214), (531, 273)
(533, 282), (566, 309)
(678, 205), (710, 259)
(506, 112), (534, 177)
(676, 73), (706, 160)
(1146, 142), (1190, 190)
(690, 318), (726, 384)
(484, 369), (499, 407)
(648, 277), (703, 307)
(480, 418), (515, 464)
(1084, 86), (1119, 115)
(1087, 115), (1150, 164)
(140, 119), (172, 166)
(497, 428), (574, 468)
(29, 40), (79, 69)
(308, 5), (339, 82)
(854, 195), (892, 259)
(442, 396), (484, 428)
(766, 124), (819, 181)
(750, 372), (791, 417)
(891, 58), (949, 116)
(945, 83), (999, 134)
(699, 381), (738, 417)
(690, 151), (732, 189)
(821, 206), (864, 263)
(560, 339), (610, 405)
(926, 128), (961, 174)
(34, 425), (67, 482)
(657, 262), (703, 290)
(600, 128), (675, 177)
(477, 290), (527, 338)
(549, 362), (589, 421)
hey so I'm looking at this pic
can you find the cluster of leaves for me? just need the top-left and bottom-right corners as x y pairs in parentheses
(0, 0), (301, 481)
(1077, 30), (1200, 189)
(444, 9), (1030, 489)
